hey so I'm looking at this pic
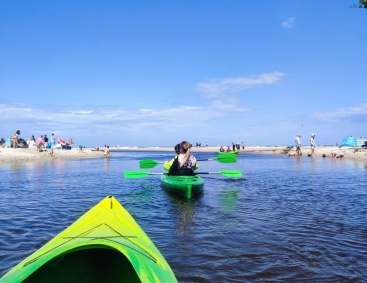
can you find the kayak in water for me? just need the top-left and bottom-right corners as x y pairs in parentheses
(0, 195), (177, 283)
(161, 174), (204, 198)
(214, 151), (239, 155)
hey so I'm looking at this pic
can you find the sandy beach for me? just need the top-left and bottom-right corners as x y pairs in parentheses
(1, 145), (366, 163)
(0, 147), (104, 163)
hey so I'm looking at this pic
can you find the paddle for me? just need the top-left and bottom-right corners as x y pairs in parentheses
(124, 170), (242, 179)
(139, 154), (237, 169)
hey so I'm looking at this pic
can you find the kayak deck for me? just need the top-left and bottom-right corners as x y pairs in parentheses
(0, 196), (177, 283)
(161, 174), (204, 198)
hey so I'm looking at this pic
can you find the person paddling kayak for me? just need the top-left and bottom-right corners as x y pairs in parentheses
(164, 141), (198, 175)
(163, 143), (181, 171)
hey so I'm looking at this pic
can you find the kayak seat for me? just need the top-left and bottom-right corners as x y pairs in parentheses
(23, 247), (141, 283)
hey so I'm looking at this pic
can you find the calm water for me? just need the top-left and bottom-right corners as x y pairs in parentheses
(0, 151), (366, 282)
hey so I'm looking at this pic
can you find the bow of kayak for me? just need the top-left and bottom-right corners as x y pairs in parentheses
(161, 174), (204, 198)
(0, 196), (177, 283)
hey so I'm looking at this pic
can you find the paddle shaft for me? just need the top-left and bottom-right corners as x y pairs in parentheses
(140, 155), (236, 169)
(124, 170), (242, 179)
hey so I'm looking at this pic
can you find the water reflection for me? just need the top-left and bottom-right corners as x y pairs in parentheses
(218, 187), (241, 213)
(175, 200), (196, 237)
(295, 156), (302, 172)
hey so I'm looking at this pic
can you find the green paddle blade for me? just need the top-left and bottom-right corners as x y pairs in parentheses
(139, 159), (161, 169)
(124, 171), (151, 179)
(217, 170), (242, 178)
(214, 154), (237, 163)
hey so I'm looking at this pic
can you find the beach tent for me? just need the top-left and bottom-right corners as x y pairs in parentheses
(339, 136), (357, 148)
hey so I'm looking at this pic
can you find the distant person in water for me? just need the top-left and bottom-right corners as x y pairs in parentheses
(103, 145), (111, 157)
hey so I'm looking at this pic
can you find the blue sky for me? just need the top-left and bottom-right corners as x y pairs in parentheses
(1, 1), (366, 147)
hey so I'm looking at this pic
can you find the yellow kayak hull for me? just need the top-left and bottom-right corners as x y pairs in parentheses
(0, 196), (177, 283)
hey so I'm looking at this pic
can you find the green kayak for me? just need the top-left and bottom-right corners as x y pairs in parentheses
(214, 151), (239, 155)
(161, 174), (204, 198)
(0, 196), (177, 283)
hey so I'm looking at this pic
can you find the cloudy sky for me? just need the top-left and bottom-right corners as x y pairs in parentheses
(1, 1), (366, 147)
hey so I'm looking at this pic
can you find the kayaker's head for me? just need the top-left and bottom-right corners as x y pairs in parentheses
(174, 143), (181, 155)
(180, 141), (190, 153)
(179, 141), (191, 167)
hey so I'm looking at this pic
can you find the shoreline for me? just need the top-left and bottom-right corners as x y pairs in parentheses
(1, 145), (366, 163)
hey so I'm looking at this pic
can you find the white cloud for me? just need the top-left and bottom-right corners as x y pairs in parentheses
(314, 103), (367, 120)
(66, 110), (94, 115)
(195, 72), (286, 98)
(0, 100), (250, 137)
(282, 17), (295, 28)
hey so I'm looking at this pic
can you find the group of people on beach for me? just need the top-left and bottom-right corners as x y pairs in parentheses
(93, 145), (112, 157)
(294, 133), (347, 158)
(29, 134), (59, 152)
(219, 141), (245, 153)
(0, 130), (23, 148)
(5, 130), (75, 157)
(294, 133), (317, 157)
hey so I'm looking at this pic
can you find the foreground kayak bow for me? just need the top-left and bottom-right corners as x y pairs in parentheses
(0, 196), (177, 283)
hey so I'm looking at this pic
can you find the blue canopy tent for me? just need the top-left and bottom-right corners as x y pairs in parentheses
(339, 136), (357, 148)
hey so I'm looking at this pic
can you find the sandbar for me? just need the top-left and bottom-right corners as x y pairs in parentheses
(0, 145), (366, 164)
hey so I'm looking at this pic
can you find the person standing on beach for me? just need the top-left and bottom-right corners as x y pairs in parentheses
(27, 137), (35, 148)
(43, 134), (49, 147)
(310, 133), (316, 156)
(295, 134), (302, 156)
(236, 141), (241, 150)
(241, 142), (245, 151)
(11, 130), (20, 149)
(36, 135), (44, 152)
(49, 133), (58, 157)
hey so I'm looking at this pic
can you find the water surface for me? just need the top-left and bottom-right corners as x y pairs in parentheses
(0, 152), (366, 282)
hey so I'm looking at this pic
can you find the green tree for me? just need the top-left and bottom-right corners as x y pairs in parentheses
(359, 0), (367, 8)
